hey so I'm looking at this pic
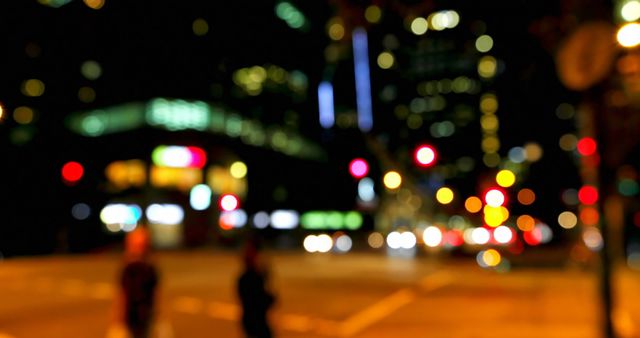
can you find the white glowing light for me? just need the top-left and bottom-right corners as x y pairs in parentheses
(270, 210), (299, 229)
(146, 204), (184, 225)
(335, 234), (352, 252)
(190, 184), (212, 210)
(422, 226), (443, 247)
(471, 227), (490, 245)
(317, 234), (333, 253)
(493, 226), (513, 244)
(220, 209), (248, 228)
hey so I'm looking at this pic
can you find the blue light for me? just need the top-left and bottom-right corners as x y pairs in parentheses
(352, 27), (373, 132)
(318, 81), (335, 128)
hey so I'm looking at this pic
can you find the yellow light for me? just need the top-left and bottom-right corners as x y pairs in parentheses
(481, 136), (500, 153)
(475, 35), (494, 53)
(559, 134), (578, 151)
(83, 0), (104, 9)
(436, 187), (454, 204)
(327, 18), (345, 41)
(192, 18), (209, 36)
(496, 169), (516, 188)
(480, 93), (498, 114)
(465, 196), (483, 213)
(524, 142), (543, 162)
(411, 17), (429, 35)
(483, 205), (504, 227)
(478, 56), (497, 78)
(480, 115), (499, 132)
(617, 23), (640, 48)
(377, 52), (395, 69)
(482, 249), (501, 267)
(22, 79), (45, 97)
(383, 171), (402, 189)
(517, 214), (535, 231)
(483, 153), (501, 168)
(229, 161), (248, 179)
(0, 103), (4, 121)
(558, 211), (578, 229)
(365, 5), (382, 23)
(13, 106), (34, 124)
(621, 0), (640, 21)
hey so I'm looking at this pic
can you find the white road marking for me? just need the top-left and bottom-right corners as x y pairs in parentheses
(206, 301), (240, 321)
(420, 271), (453, 291)
(338, 288), (416, 337)
(61, 278), (86, 297)
(89, 282), (115, 300)
(173, 296), (204, 314)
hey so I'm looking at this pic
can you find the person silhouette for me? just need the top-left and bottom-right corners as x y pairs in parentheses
(113, 226), (160, 338)
(237, 236), (276, 338)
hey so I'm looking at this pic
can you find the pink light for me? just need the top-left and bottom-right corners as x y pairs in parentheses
(187, 146), (207, 168)
(349, 158), (369, 179)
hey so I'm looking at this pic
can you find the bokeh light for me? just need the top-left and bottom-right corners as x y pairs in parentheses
(485, 188), (505, 207)
(471, 227), (490, 245)
(349, 158), (369, 179)
(517, 188), (536, 205)
(13, 106), (35, 124)
(577, 137), (597, 156)
(617, 23), (640, 48)
(81, 60), (102, 80)
(192, 18), (209, 36)
(383, 171), (402, 189)
(479, 249), (501, 267)
(493, 226), (513, 244)
(83, 0), (105, 9)
(365, 5), (382, 23)
(558, 211), (578, 229)
(517, 215), (535, 231)
(368, 232), (384, 249)
(496, 170), (515, 187)
(62, 161), (84, 184)
(22, 79), (45, 97)
(377, 52), (395, 69)
(436, 187), (454, 204)
(621, 0), (640, 21)
(580, 207), (600, 226)
(415, 144), (437, 167)
(578, 185), (599, 205)
(410, 17), (428, 35)
(423, 226), (443, 247)
(465, 196), (483, 213)
(475, 34), (493, 53)
(219, 194), (239, 211)
(230, 161), (248, 179)
(71, 203), (91, 220)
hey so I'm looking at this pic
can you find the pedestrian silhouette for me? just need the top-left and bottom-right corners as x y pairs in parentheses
(111, 226), (160, 338)
(237, 236), (276, 338)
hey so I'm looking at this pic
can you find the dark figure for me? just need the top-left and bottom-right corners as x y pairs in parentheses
(116, 227), (159, 338)
(237, 237), (276, 338)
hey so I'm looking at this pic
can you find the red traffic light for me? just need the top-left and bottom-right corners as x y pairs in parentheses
(414, 144), (437, 167)
(62, 161), (84, 184)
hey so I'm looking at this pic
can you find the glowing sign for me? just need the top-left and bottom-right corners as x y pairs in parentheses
(152, 145), (207, 168)
(146, 98), (210, 131)
(352, 27), (373, 132)
(300, 211), (363, 230)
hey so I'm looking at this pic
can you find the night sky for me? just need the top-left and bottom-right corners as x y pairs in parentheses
(0, 0), (590, 256)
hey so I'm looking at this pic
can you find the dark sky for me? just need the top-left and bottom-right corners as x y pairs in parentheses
(0, 0), (587, 256)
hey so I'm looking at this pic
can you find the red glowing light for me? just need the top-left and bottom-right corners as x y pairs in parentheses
(523, 229), (542, 246)
(414, 144), (437, 167)
(219, 194), (239, 211)
(62, 161), (84, 183)
(577, 137), (597, 156)
(578, 185), (599, 205)
(187, 146), (207, 168)
(349, 158), (369, 179)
